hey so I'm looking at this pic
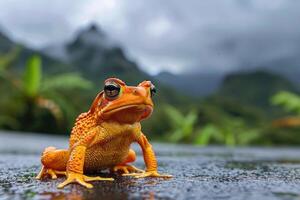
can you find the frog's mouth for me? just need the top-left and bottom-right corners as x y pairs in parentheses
(101, 104), (153, 116)
(99, 103), (153, 123)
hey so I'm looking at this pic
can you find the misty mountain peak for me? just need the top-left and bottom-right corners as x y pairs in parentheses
(43, 23), (114, 61)
(83, 23), (105, 38)
(60, 23), (141, 77)
(73, 23), (115, 49)
(88, 24), (101, 33)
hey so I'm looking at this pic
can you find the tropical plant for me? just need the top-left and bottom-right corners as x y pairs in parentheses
(271, 91), (300, 127)
(271, 91), (300, 115)
(164, 105), (260, 146)
(0, 55), (93, 133)
(164, 105), (198, 143)
(196, 117), (261, 146)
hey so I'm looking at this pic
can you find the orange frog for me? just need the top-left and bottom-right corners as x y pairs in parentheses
(36, 78), (172, 189)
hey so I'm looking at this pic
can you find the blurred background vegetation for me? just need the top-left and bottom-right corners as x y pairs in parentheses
(1, 23), (300, 146)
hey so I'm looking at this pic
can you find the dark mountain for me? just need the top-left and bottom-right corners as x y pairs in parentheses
(0, 31), (14, 52)
(264, 64), (300, 86)
(44, 24), (151, 85)
(155, 71), (224, 97)
(216, 70), (299, 109)
(156, 63), (300, 98)
(66, 24), (117, 74)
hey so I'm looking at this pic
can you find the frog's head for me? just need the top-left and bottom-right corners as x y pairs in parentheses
(90, 77), (156, 123)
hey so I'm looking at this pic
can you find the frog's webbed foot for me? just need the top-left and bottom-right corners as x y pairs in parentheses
(57, 172), (114, 189)
(122, 171), (172, 178)
(112, 165), (145, 174)
(36, 166), (66, 180)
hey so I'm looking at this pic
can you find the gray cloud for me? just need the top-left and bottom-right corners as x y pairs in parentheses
(0, 0), (299, 74)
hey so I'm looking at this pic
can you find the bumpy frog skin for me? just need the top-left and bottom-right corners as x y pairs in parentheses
(36, 78), (172, 189)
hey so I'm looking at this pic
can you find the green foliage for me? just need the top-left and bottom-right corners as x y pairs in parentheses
(271, 91), (300, 115)
(165, 105), (198, 143)
(42, 73), (92, 92)
(196, 117), (261, 146)
(195, 124), (218, 145)
(164, 105), (261, 146)
(0, 55), (93, 133)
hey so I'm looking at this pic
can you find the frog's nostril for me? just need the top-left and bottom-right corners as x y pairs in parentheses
(133, 89), (139, 95)
(133, 88), (146, 96)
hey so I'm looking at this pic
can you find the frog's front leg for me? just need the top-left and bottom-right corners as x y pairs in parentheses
(123, 133), (172, 178)
(57, 132), (114, 189)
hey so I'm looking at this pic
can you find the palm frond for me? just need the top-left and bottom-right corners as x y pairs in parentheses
(195, 124), (219, 145)
(41, 73), (93, 92)
(164, 105), (184, 126)
(23, 55), (42, 97)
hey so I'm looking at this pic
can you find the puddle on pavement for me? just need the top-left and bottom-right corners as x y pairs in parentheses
(155, 151), (198, 157)
(225, 161), (261, 170)
(274, 159), (300, 164)
(160, 151), (237, 159)
(225, 158), (300, 171)
(0, 150), (40, 155)
(273, 192), (300, 199)
(200, 152), (234, 159)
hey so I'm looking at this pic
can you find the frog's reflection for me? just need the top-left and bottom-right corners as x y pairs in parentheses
(38, 176), (159, 200)
(39, 191), (156, 200)
(38, 191), (83, 200)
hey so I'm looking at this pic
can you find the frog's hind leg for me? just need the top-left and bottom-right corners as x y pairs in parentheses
(36, 146), (69, 180)
(112, 149), (144, 174)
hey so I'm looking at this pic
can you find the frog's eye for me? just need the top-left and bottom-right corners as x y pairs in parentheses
(104, 82), (121, 100)
(150, 84), (156, 97)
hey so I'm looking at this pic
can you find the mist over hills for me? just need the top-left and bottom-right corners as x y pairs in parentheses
(155, 65), (300, 97)
(217, 70), (299, 110)
(155, 71), (224, 97)
(0, 30), (71, 74)
(1, 23), (299, 101)
(0, 24), (188, 106)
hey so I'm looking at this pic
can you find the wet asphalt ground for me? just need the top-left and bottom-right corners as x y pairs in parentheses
(1, 131), (300, 200)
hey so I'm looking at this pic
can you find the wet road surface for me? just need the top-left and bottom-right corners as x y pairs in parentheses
(1, 131), (300, 200)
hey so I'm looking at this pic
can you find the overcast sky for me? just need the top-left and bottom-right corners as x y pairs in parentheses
(0, 0), (299, 75)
